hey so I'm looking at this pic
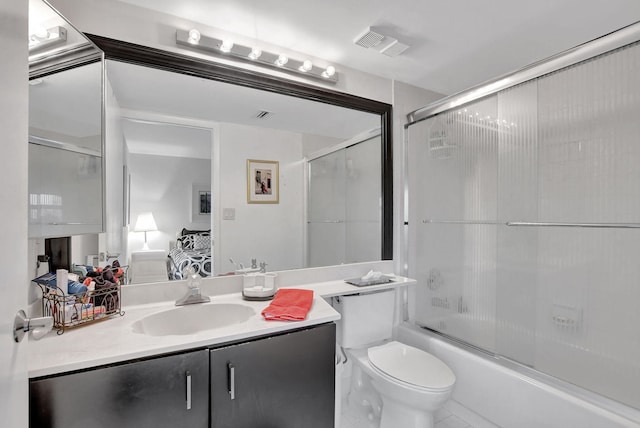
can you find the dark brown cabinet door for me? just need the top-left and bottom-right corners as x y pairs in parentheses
(30, 349), (209, 428)
(210, 323), (335, 428)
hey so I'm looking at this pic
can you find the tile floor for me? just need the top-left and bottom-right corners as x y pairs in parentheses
(340, 400), (475, 428)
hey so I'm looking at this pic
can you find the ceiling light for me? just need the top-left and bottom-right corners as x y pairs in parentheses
(175, 29), (338, 83)
(299, 60), (313, 72)
(248, 47), (262, 60)
(187, 29), (201, 44)
(322, 65), (336, 78)
(275, 54), (288, 67)
(220, 39), (234, 53)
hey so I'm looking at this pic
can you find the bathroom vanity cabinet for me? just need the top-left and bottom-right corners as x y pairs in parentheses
(29, 349), (210, 428)
(29, 323), (335, 428)
(210, 321), (335, 428)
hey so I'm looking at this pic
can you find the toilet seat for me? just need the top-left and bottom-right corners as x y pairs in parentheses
(367, 341), (455, 391)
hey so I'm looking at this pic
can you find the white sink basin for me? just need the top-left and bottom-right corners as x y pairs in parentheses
(132, 303), (256, 336)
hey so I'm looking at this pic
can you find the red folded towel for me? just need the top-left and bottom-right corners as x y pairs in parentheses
(261, 288), (314, 321)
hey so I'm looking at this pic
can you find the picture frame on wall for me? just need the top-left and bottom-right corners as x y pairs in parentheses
(192, 183), (211, 222)
(247, 159), (279, 204)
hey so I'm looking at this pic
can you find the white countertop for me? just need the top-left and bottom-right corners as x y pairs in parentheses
(29, 276), (415, 378)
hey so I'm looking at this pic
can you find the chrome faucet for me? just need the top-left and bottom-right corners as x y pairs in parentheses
(175, 267), (210, 306)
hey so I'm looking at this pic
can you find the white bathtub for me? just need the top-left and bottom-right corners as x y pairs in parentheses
(396, 323), (640, 428)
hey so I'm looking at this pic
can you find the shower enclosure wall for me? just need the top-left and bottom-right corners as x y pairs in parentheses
(406, 33), (640, 410)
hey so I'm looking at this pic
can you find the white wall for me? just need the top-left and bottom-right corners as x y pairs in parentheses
(217, 123), (304, 273)
(302, 134), (342, 158)
(1, 0), (29, 425)
(127, 153), (211, 259)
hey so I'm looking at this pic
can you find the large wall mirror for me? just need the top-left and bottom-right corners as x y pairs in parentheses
(28, 17), (393, 283)
(92, 36), (393, 283)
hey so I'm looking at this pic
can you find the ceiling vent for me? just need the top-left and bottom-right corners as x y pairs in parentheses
(354, 28), (385, 48)
(380, 40), (410, 57)
(256, 110), (271, 119)
(354, 27), (410, 57)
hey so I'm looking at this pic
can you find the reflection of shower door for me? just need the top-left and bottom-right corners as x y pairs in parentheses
(307, 137), (381, 267)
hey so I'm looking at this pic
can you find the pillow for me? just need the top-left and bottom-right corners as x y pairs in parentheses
(192, 234), (210, 250)
(177, 233), (211, 250)
(180, 228), (210, 237)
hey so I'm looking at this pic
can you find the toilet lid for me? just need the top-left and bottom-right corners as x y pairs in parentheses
(367, 341), (455, 389)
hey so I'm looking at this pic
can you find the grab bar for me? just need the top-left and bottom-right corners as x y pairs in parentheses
(506, 222), (640, 229)
(421, 219), (640, 229)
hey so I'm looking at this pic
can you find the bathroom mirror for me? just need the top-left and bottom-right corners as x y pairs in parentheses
(28, 0), (104, 239)
(91, 35), (393, 280)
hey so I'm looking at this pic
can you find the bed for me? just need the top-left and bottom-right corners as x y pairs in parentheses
(167, 228), (212, 280)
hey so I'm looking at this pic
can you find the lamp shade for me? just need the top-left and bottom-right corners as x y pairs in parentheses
(134, 212), (158, 232)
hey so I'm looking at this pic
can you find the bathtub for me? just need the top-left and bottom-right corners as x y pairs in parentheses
(396, 323), (640, 428)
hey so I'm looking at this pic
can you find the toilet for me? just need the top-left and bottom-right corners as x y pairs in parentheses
(334, 289), (455, 428)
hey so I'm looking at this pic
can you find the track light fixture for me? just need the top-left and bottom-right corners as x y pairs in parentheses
(176, 28), (338, 83)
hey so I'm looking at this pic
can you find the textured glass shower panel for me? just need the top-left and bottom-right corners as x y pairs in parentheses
(533, 42), (640, 408)
(408, 96), (498, 352)
(495, 82), (539, 365)
(345, 137), (381, 263)
(537, 43), (640, 224)
(308, 150), (346, 267)
(533, 227), (640, 409)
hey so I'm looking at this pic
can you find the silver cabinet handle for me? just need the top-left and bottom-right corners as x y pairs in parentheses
(186, 371), (192, 410)
(228, 363), (235, 400)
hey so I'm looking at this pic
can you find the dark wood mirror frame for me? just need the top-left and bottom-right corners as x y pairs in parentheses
(87, 34), (393, 261)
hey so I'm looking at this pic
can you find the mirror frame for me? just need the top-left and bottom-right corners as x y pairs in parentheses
(87, 34), (393, 262)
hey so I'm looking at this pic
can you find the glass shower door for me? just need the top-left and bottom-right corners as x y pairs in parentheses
(307, 136), (382, 267)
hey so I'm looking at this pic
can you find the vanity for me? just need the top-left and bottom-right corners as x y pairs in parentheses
(28, 275), (415, 428)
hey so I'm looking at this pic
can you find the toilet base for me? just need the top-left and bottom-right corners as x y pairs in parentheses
(379, 397), (434, 428)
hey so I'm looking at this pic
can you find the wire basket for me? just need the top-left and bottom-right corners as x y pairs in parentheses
(37, 283), (125, 334)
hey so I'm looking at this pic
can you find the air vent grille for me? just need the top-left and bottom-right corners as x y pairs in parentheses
(381, 40), (410, 57)
(354, 27), (410, 57)
(256, 110), (271, 119)
(355, 28), (385, 48)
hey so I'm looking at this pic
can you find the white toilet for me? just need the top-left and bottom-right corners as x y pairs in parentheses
(334, 289), (455, 428)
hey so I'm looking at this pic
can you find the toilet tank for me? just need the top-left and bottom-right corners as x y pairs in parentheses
(334, 289), (395, 348)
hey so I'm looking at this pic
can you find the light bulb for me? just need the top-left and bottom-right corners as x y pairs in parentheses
(248, 47), (262, 60)
(299, 60), (313, 72)
(275, 54), (288, 67)
(220, 39), (234, 53)
(187, 29), (201, 44)
(321, 65), (336, 78)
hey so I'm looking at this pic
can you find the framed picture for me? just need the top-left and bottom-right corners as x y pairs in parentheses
(247, 159), (279, 204)
(192, 183), (211, 222)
